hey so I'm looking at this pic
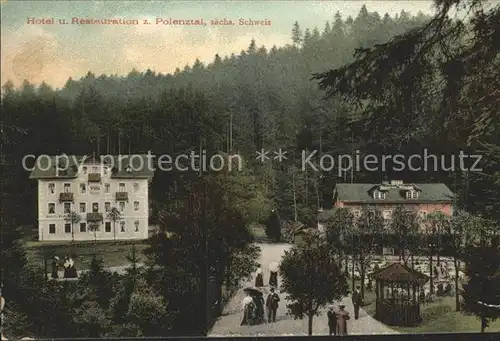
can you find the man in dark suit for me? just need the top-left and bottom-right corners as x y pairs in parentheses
(352, 286), (362, 319)
(327, 305), (337, 335)
(265, 287), (280, 322)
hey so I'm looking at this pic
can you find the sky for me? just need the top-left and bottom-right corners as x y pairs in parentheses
(1, 1), (436, 88)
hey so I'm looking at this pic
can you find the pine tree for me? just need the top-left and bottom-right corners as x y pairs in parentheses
(265, 209), (281, 242)
(323, 21), (331, 36)
(303, 28), (312, 45)
(291, 21), (302, 46)
(83, 256), (114, 310)
(247, 38), (257, 54)
(462, 245), (500, 332)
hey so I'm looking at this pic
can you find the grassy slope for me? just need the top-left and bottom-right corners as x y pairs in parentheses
(24, 239), (148, 269)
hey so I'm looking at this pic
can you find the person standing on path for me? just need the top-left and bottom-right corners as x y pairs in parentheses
(352, 286), (362, 320)
(241, 293), (254, 326)
(51, 257), (59, 279)
(269, 262), (279, 288)
(335, 304), (350, 336)
(266, 287), (280, 322)
(327, 305), (337, 335)
(255, 268), (264, 287)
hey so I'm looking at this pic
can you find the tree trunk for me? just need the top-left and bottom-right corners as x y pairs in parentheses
(308, 312), (314, 335)
(292, 171), (298, 222)
(481, 316), (486, 332)
(411, 254), (414, 269)
(44, 256), (48, 280)
(113, 222), (116, 240)
(71, 223), (74, 241)
(454, 258), (460, 311)
(351, 253), (355, 292)
(344, 249), (348, 274)
(360, 255), (365, 300)
(430, 253), (434, 294)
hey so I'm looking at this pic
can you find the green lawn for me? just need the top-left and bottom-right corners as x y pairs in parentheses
(24, 239), (149, 269)
(355, 279), (500, 333)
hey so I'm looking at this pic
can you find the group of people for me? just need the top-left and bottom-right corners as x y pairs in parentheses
(51, 256), (78, 279)
(327, 286), (362, 336)
(327, 303), (350, 336)
(241, 266), (281, 326)
(254, 266), (278, 288)
(247, 266), (364, 335)
(241, 287), (281, 325)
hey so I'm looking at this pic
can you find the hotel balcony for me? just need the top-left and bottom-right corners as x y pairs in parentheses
(116, 192), (128, 201)
(59, 192), (74, 202)
(87, 212), (103, 221)
(88, 173), (101, 182)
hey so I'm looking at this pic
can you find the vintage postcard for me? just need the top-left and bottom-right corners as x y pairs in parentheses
(1, 0), (499, 339)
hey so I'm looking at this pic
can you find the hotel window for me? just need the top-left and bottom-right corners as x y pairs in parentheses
(105, 222), (111, 232)
(104, 183), (110, 193)
(373, 190), (385, 200)
(119, 183), (125, 192)
(64, 183), (71, 193)
(80, 183), (86, 194)
(120, 221), (125, 232)
(119, 201), (125, 212)
(406, 190), (419, 199)
(79, 203), (86, 213)
(48, 203), (56, 214)
(382, 210), (392, 220)
(134, 201), (139, 211)
(80, 222), (86, 232)
(92, 203), (99, 213)
(49, 224), (56, 234)
(133, 183), (139, 193)
(82, 166), (87, 174)
(48, 183), (55, 194)
(105, 202), (111, 212)
(64, 223), (71, 233)
(64, 203), (71, 214)
(134, 220), (139, 232)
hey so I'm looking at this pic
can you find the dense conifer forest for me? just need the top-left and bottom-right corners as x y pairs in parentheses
(5, 6), (495, 226)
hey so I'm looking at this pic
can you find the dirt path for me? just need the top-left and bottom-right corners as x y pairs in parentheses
(208, 243), (398, 336)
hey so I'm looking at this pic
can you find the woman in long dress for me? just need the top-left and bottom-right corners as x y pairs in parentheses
(336, 304), (350, 335)
(67, 257), (78, 278)
(269, 262), (279, 288)
(51, 257), (59, 279)
(255, 268), (264, 287)
(241, 294), (254, 325)
(63, 257), (70, 278)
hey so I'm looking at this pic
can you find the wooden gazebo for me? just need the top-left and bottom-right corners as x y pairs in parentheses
(369, 263), (429, 326)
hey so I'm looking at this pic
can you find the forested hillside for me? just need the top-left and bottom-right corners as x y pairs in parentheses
(2, 4), (498, 227)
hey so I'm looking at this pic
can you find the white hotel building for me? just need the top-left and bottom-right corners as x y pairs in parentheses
(30, 155), (154, 241)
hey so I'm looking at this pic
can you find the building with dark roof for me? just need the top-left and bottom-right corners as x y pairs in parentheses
(29, 154), (154, 241)
(332, 180), (454, 254)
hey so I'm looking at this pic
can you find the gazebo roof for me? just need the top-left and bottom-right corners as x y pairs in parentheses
(369, 262), (429, 285)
